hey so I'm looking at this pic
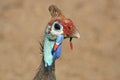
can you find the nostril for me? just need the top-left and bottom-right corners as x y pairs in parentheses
(54, 23), (60, 30)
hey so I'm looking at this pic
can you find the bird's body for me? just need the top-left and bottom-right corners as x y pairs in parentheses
(33, 5), (80, 80)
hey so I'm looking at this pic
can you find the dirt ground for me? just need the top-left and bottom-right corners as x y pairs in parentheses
(0, 0), (120, 80)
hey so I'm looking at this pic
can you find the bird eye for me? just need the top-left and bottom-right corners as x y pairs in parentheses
(54, 23), (61, 30)
(50, 21), (63, 35)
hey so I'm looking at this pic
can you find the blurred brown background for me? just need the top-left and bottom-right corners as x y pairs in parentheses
(0, 0), (120, 80)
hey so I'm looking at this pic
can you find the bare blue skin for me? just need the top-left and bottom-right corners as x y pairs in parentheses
(52, 35), (64, 60)
(43, 34), (64, 67)
(43, 35), (54, 67)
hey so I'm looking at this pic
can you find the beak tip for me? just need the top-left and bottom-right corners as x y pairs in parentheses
(77, 34), (80, 39)
(70, 27), (80, 39)
(74, 32), (80, 39)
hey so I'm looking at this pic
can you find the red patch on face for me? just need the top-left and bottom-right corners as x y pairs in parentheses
(59, 19), (74, 37)
(48, 18), (74, 37)
(48, 18), (75, 50)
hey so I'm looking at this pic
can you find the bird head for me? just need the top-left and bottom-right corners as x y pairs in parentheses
(43, 5), (80, 67)
(45, 5), (80, 49)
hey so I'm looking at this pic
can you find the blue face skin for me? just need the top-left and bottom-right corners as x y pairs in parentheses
(52, 35), (64, 60)
(43, 21), (64, 67)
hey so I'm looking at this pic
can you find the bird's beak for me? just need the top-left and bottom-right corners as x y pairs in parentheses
(68, 27), (80, 50)
(70, 27), (80, 39)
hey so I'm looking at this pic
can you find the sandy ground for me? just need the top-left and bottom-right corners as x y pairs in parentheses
(0, 0), (120, 80)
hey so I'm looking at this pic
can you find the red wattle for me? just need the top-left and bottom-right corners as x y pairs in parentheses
(54, 44), (59, 51)
(70, 42), (73, 50)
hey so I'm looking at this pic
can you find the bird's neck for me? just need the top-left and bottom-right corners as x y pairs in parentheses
(44, 35), (55, 53)
(33, 58), (56, 80)
(33, 35), (56, 80)
(43, 35), (55, 67)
